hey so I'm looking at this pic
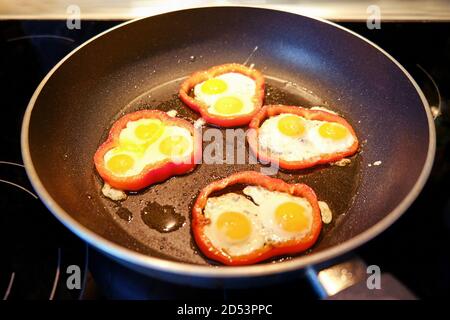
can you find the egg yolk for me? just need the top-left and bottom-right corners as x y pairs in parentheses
(278, 115), (305, 137)
(134, 122), (163, 143)
(159, 135), (190, 156)
(318, 122), (349, 140)
(216, 211), (251, 241)
(275, 202), (309, 233)
(213, 96), (244, 115)
(201, 78), (228, 95)
(107, 154), (134, 174)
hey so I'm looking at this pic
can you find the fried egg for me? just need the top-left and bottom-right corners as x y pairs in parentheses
(103, 118), (193, 177)
(258, 113), (355, 162)
(243, 186), (313, 242)
(193, 73), (256, 117)
(202, 186), (314, 256)
(203, 193), (265, 256)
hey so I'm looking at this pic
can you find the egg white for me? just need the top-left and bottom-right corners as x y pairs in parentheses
(258, 113), (355, 162)
(243, 186), (313, 242)
(103, 118), (194, 177)
(203, 193), (265, 257)
(193, 72), (256, 117)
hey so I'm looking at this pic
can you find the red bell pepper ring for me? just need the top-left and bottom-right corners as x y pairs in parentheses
(247, 105), (359, 170)
(94, 110), (201, 191)
(179, 63), (265, 127)
(192, 171), (322, 266)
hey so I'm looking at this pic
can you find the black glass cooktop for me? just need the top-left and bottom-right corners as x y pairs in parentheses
(0, 20), (449, 299)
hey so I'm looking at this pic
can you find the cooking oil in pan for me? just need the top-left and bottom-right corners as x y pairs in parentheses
(116, 206), (133, 222)
(141, 201), (186, 233)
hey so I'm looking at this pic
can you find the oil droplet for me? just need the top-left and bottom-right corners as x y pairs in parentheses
(141, 202), (185, 233)
(116, 207), (133, 222)
(190, 239), (200, 255)
(189, 55), (196, 62)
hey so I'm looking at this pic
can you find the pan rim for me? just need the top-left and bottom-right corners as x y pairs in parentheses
(21, 5), (436, 279)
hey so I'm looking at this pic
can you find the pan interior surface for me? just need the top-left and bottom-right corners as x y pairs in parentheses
(92, 76), (362, 265)
(24, 8), (432, 273)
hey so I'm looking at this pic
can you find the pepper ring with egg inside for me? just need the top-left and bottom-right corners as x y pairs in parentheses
(179, 63), (265, 127)
(192, 171), (322, 265)
(94, 110), (201, 191)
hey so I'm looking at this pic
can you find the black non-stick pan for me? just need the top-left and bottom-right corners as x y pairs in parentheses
(21, 7), (435, 294)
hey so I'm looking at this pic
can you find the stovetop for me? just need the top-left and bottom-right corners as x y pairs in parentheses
(0, 19), (449, 299)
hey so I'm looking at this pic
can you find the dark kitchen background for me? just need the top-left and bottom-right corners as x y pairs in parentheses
(0, 1), (449, 299)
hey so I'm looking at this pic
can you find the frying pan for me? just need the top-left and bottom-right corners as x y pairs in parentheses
(21, 7), (435, 295)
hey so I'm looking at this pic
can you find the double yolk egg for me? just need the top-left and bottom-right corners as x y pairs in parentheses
(258, 113), (355, 162)
(193, 73), (256, 117)
(203, 186), (314, 257)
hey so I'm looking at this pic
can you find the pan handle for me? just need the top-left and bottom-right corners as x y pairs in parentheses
(305, 255), (417, 300)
